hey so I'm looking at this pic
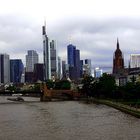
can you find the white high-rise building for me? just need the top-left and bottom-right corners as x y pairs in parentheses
(83, 59), (92, 76)
(130, 54), (140, 68)
(94, 67), (103, 78)
(42, 23), (51, 80)
(26, 50), (38, 72)
(0, 54), (10, 84)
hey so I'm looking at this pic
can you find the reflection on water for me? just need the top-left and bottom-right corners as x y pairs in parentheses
(0, 97), (140, 140)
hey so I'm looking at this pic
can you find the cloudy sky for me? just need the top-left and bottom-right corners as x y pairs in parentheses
(1, 0), (140, 70)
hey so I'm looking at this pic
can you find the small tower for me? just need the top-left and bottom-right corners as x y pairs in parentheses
(113, 38), (124, 74)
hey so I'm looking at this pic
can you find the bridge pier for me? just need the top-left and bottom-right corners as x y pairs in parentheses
(40, 92), (52, 102)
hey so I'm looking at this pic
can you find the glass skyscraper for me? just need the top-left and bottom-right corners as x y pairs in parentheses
(67, 44), (76, 67)
(50, 40), (58, 79)
(67, 44), (80, 80)
(10, 59), (24, 83)
(42, 24), (51, 80)
(26, 50), (38, 72)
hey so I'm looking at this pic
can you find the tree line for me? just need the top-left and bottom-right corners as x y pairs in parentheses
(81, 73), (140, 101)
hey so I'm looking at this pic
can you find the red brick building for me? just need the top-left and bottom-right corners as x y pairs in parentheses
(113, 39), (124, 74)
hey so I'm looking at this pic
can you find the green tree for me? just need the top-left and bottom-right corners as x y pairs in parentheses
(46, 80), (54, 89)
(98, 73), (116, 98)
(54, 80), (71, 90)
(60, 80), (71, 90)
(81, 76), (94, 97)
(6, 85), (16, 92)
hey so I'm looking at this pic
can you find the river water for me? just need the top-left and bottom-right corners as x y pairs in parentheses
(0, 96), (140, 140)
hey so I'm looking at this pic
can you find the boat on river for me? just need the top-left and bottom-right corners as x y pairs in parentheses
(7, 97), (24, 102)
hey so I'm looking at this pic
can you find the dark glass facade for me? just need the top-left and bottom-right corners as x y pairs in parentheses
(80, 60), (83, 78)
(25, 72), (34, 83)
(67, 44), (80, 80)
(34, 63), (44, 82)
(67, 44), (76, 67)
(10, 59), (24, 83)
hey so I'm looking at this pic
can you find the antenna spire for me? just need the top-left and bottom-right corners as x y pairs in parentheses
(117, 38), (119, 49)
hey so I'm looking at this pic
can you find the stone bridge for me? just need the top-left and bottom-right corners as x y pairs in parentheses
(40, 83), (80, 101)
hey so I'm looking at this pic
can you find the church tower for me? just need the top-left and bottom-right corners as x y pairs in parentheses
(113, 39), (124, 74)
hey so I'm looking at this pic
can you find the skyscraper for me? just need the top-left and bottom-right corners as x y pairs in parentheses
(10, 59), (24, 83)
(130, 54), (140, 68)
(75, 49), (80, 78)
(67, 44), (80, 80)
(67, 44), (76, 67)
(0, 54), (10, 84)
(113, 39), (124, 74)
(58, 56), (62, 80)
(50, 40), (58, 79)
(42, 23), (51, 80)
(34, 63), (44, 82)
(84, 59), (92, 76)
(26, 50), (38, 72)
(80, 60), (84, 78)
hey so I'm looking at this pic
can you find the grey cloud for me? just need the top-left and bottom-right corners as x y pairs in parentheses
(49, 17), (140, 68)
(0, 15), (140, 71)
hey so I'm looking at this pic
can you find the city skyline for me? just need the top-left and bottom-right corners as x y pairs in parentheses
(1, 0), (140, 68)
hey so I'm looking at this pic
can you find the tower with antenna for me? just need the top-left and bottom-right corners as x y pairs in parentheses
(42, 21), (51, 80)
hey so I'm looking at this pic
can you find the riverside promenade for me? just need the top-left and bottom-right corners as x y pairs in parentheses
(87, 98), (140, 118)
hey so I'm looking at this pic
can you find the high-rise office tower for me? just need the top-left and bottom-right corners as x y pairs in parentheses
(62, 60), (66, 78)
(50, 40), (58, 79)
(67, 44), (76, 67)
(26, 50), (38, 72)
(80, 60), (84, 78)
(75, 49), (80, 78)
(113, 39), (124, 74)
(42, 23), (51, 80)
(10, 59), (24, 83)
(0, 54), (10, 84)
(67, 44), (80, 80)
(130, 54), (140, 68)
(34, 63), (44, 82)
(84, 59), (92, 76)
(58, 56), (62, 80)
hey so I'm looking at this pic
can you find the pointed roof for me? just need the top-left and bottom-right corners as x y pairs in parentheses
(115, 38), (122, 56)
(117, 38), (119, 49)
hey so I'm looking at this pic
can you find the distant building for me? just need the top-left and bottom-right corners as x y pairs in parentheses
(10, 59), (24, 83)
(80, 60), (83, 78)
(62, 60), (66, 78)
(26, 50), (38, 72)
(94, 67), (103, 78)
(21, 67), (26, 83)
(75, 49), (80, 79)
(58, 56), (62, 80)
(25, 72), (34, 83)
(50, 40), (58, 79)
(112, 39), (128, 86)
(113, 39), (124, 75)
(0, 54), (10, 84)
(34, 63), (44, 82)
(42, 23), (51, 80)
(130, 54), (140, 68)
(84, 59), (92, 76)
(67, 44), (81, 80)
(67, 44), (76, 67)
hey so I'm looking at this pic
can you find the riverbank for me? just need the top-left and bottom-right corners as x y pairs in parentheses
(87, 98), (140, 118)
